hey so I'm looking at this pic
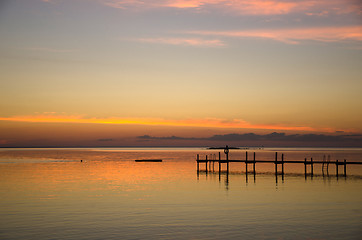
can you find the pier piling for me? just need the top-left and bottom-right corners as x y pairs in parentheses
(205, 155), (208, 173)
(218, 152), (221, 170)
(281, 154), (284, 175)
(245, 151), (248, 175)
(275, 152), (278, 176)
(253, 152), (256, 176)
(195, 150), (360, 180)
(225, 147), (229, 174)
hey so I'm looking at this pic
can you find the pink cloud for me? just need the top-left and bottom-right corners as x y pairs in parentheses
(102, 0), (361, 16)
(165, 0), (208, 8)
(103, 0), (213, 9)
(137, 37), (225, 47)
(230, 0), (298, 15)
(187, 26), (362, 44)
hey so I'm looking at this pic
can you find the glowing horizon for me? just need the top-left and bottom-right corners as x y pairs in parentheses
(0, 114), (350, 133)
(0, 0), (361, 147)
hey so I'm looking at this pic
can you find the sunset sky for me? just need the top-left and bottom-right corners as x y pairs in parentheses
(0, 0), (361, 147)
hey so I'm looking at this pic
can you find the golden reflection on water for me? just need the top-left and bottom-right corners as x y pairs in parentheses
(0, 148), (362, 239)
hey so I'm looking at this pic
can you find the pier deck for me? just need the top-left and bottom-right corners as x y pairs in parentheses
(196, 149), (362, 178)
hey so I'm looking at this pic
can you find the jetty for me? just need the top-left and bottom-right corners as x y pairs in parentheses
(196, 146), (362, 179)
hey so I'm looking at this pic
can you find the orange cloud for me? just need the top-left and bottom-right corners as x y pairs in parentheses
(102, 0), (361, 15)
(0, 114), (338, 133)
(165, 0), (207, 8)
(230, 0), (297, 15)
(187, 26), (362, 44)
(137, 37), (224, 46)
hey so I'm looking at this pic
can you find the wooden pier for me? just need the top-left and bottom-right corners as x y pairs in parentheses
(196, 146), (362, 179)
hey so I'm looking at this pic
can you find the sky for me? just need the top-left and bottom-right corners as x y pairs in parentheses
(0, 0), (361, 147)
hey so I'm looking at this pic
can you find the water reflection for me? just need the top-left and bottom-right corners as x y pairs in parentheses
(1, 148), (362, 240)
(197, 170), (361, 190)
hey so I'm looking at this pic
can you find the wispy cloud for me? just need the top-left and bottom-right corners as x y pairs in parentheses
(102, 0), (361, 16)
(0, 114), (347, 133)
(187, 26), (362, 44)
(103, 0), (214, 9)
(136, 37), (225, 47)
(41, 0), (57, 3)
(26, 47), (76, 53)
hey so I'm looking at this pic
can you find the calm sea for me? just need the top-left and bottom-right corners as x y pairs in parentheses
(0, 147), (361, 239)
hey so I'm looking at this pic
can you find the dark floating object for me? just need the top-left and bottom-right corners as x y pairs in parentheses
(135, 159), (162, 162)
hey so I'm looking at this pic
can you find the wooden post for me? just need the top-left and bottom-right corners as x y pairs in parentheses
(226, 148), (229, 174)
(311, 157), (314, 176)
(245, 152), (248, 183)
(253, 152), (256, 176)
(344, 159), (347, 177)
(304, 158), (307, 178)
(226, 171), (229, 187)
(218, 152), (221, 181)
(336, 160), (339, 177)
(245, 151), (248, 175)
(227, 160), (229, 174)
(275, 152), (278, 175)
(281, 154), (284, 176)
(218, 152), (221, 172)
(205, 155), (208, 173)
(197, 154), (199, 172)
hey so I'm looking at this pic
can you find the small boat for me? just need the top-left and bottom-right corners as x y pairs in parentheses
(135, 159), (162, 162)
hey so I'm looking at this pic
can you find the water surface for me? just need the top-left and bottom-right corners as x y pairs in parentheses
(0, 148), (361, 239)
